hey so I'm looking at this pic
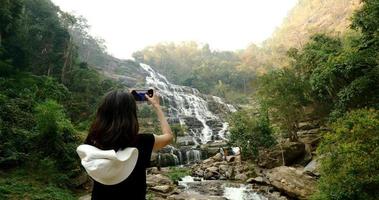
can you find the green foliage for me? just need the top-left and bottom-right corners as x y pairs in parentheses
(0, 72), (71, 168)
(0, 169), (76, 200)
(166, 167), (191, 182)
(34, 99), (79, 171)
(229, 109), (276, 159)
(65, 65), (115, 123)
(351, 0), (379, 45)
(257, 68), (310, 140)
(138, 104), (156, 118)
(289, 33), (379, 120)
(171, 124), (187, 145)
(312, 109), (379, 200)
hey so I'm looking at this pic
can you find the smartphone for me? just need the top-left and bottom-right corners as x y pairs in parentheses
(131, 89), (153, 101)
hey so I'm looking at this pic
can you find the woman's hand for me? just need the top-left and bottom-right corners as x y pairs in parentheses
(145, 92), (160, 109)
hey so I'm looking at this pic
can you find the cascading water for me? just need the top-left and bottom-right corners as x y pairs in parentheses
(186, 149), (202, 164)
(140, 63), (235, 144)
(140, 63), (236, 165)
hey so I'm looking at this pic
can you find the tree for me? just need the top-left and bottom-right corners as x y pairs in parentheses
(312, 109), (379, 200)
(229, 109), (276, 159)
(257, 68), (310, 141)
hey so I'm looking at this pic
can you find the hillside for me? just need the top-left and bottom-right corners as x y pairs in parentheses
(68, 16), (147, 88)
(240, 0), (362, 70)
(266, 0), (361, 49)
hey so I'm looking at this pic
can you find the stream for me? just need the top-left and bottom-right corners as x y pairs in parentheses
(178, 176), (268, 200)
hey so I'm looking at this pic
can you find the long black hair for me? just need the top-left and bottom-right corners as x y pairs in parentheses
(85, 90), (139, 150)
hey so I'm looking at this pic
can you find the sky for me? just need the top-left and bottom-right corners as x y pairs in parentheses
(52, 0), (298, 59)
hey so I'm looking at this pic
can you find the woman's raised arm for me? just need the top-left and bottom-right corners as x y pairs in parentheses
(145, 93), (173, 151)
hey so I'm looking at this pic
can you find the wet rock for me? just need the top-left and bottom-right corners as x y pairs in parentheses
(151, 185), (172, 193)
(265, 166), (316, 199)
(194, 177), (202, 181)
(176, 136), (196, 146)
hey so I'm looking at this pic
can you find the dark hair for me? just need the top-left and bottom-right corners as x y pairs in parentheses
(85, 90), (139, 150)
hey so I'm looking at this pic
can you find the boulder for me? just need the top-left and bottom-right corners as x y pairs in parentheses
(151, 185), (172, 193)
(234, 173), (248, 181)
(303, 159), (320, 177)
(146, 174), (173, 187)
(259, 142), (306, 169)
(246, 176), (269, 185)
(212, 153), (224, 162)
(204, 166), (220, 180)
(265, 166), (316, 199)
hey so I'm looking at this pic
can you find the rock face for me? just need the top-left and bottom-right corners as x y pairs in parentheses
(265, 166), (317, 199)
(258, 142), (306, 169)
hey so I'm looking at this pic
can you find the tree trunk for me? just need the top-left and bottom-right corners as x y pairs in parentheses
(47, 63), (52, 76)
(61, 38), (72, 83)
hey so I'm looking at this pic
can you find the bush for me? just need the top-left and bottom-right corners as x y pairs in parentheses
(312, 109), (379, 200)
(229, 109), (276, 159)
(166, 167), (191, 182)
(33, 100), (79, 172)
(0, 169), (76, 200)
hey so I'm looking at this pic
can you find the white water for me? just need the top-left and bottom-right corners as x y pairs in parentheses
(218, 122), (230, 141)
(186, 149), (202, 164)
(178, 176), (267, 200)
(223, 185), (268, 200)
(178, 175), (195, 189)
(140, 63), (235, 144)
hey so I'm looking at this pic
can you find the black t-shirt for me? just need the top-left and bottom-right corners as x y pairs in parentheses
(91, 133), (155, 200)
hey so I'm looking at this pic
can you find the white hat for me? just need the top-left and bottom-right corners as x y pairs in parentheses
(76, 144), (139, 185)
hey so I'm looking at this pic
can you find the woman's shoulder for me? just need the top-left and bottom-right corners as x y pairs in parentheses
(136, 133), (155, 145)
(137, 132), (154, 138)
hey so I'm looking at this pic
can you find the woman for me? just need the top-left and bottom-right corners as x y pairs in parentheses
(76, 90), (173, 200)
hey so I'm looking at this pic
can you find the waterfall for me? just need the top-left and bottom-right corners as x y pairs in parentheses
(218, 122), (230, 141)
(140, 63), (234, 144)
(186, 149), (202, 164)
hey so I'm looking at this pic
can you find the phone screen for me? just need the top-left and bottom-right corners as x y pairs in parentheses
(131, 89), (153, 101)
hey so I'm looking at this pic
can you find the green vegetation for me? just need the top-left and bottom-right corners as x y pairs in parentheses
(312, 109), (379, 200)
(166, 167), (191, 182)
(0, 169), (77, 200)
(1, 0), (378, 199)
(0, 0), (118, 198)
(237, 0), (378, 198)
(229, 109), (276, 159)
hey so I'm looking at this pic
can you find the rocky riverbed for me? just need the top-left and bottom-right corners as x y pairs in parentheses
(78, 121), (322, 200)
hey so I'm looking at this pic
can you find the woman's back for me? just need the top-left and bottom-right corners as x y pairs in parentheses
(77, 90), (173, 200)
(90, 133), (155, 200)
